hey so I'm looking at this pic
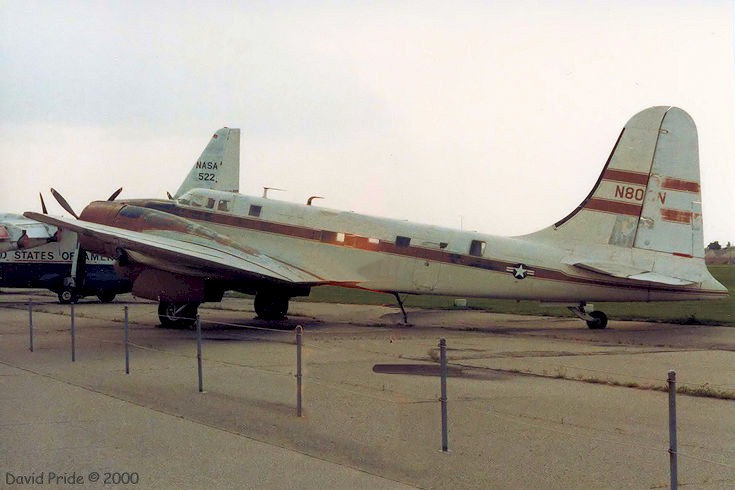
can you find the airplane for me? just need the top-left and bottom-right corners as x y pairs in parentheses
(1, 126), (240, 304)
(26, 107), (728, 328)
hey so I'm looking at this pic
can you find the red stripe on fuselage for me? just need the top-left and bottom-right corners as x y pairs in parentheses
(143, 202), (709, 295)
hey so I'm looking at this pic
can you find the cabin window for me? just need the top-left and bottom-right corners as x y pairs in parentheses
(217, 200), (231, 212)
(336, 232), (346, 242)
(439, 242), (448, 249)
(368, 237), (380, 245)
(469, 240), (486, 257)
(396, 236), (411, 247)
(249, 205), (262, 217)
(320, 231), (337, 242)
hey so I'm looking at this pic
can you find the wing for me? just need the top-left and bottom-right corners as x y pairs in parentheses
(24, 212), (324, 285)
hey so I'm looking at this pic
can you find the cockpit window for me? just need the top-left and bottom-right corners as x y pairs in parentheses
(217, 200), (231, 212)
(189, 194), (207, 207)
(119, 206), (144, 219)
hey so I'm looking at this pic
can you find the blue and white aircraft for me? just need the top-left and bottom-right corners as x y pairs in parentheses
(0, 216), (130, 303)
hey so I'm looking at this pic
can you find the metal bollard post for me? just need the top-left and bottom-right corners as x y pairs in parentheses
(70, 303), (76, 362)
(124, 306), (130, 374)
(668, 370), (678, 490)
(440, 338), (448, 452)
(196, 315), (203, 393)
(28, 299), (34, 352)
(296, 325), (303, 417)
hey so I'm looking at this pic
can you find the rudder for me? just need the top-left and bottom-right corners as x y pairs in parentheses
(532, 106), (704, 258)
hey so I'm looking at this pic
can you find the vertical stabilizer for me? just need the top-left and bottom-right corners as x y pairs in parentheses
(173, 128), (241, 198)
(529, 106), (705, 258)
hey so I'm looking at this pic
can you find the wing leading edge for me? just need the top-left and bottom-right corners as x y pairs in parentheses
(24, 212), (324, 285)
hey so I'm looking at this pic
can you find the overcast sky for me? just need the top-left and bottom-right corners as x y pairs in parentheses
(1, 1), (733, 244)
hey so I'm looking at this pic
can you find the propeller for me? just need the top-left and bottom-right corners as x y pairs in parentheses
(50, 188), (79, 219)
(47, 187), (121, 302)
(38, 192), (58, 242)
(107, 187), (123, 201)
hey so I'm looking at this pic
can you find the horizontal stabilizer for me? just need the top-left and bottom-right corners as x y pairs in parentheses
(567, 259), (695, 286)
(627, 272), (694, 286)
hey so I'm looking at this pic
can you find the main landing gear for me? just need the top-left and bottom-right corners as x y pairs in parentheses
(568, 303), (608, 330)
(254, 291), (289, 320)
(158, 301), (199, 328)
(96, 291), (116, 303)
(392, 292), (409, 324)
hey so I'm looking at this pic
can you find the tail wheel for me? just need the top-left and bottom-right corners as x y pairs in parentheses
(254, 292), (289, 320)
(58, 288), (78, 304)
(586, 311), (608, 329)
(158, 301), (199, 328)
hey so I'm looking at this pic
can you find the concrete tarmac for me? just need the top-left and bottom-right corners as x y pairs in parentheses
(1, 291), (733, 489)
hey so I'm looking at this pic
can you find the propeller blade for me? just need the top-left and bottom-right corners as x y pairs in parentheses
(39, 193), (48, 214)
(50, 188), (79, 219)
(107, 187), (123, 201)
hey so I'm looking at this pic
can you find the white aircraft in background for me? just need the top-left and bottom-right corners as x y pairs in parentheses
(0, 211), (57, 253)
(27, 107), (728, 328)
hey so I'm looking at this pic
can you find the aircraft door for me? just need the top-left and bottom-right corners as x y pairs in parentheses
(412, 258), (441, 291)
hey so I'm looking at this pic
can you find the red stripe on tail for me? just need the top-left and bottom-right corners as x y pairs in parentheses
(661, 177), (700, 193)
(660, 209), (692, 224)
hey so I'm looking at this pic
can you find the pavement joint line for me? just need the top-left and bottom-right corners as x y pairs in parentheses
(482, 404), (735, 471)
(450, 361), (735, 398)
(0, 358), (419, 489)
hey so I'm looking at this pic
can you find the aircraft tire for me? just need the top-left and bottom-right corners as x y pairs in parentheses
(586, 311), (608, 329)
(58, 288), (78, 304)
(158, 301), (198, 328)
(97, 291), (116, 303)
(254, 292), (289, 320)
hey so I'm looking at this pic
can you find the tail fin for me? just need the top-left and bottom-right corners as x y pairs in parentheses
(173, 127), (241, 199)
(533, 106), (704, 258)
